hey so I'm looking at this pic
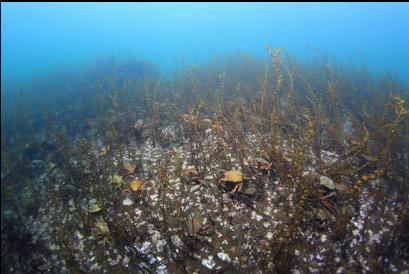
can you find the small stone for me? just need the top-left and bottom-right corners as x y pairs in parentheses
(75, 231), (84, 240)
(242, 185), (257, 195)
(201, 255), (216, 269)
(47, 162), (57, 170)
(134, 208), (142, 217)
(123, 197), (134, 206)
(134, 119), (144, 129)
(31, 159), (42, 165)
(191, 185), (200, 192)
(188, 216), (204, 235)
(316, 209), (328, 222)
(336, 183), (348, 192)
(171, 235), (184, 248)
(266, 232), (273, 239)
(217, 252), (231, 262)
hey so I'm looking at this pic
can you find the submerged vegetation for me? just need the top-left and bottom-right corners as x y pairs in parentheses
(1, 49), (408, 273)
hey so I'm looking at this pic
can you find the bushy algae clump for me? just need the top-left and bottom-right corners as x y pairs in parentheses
(1, 49), (408, 273)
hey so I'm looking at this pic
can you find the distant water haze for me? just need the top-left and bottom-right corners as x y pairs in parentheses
(2, 2), (409, 84)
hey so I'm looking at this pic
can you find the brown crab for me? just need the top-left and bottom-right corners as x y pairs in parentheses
(221, 170), (244, 193)
(92, 219), (111, 246)
(253, 158), (273, 172)
(124, 179), (146, 193)
(123, 162), (136, 175)
(188, 215), (215, 236)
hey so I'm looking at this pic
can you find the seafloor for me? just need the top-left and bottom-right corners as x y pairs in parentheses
(1, 51), (408, 273)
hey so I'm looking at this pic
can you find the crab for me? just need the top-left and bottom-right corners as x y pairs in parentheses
(108, 174), (124, 188)
(221, 170), (244, 193)
(98, 145), (110, 156)
(125, 179), (146, 193)
(188, 215), (215, 236)
(253, 158), (273, 173)
(307, 186), (338, 216)
(92, 219), (112, 247)
(182, 168), (200, 179)
(123, 162), (136, 175)
(87, 199), (102, 213)
(182, 168), (208, 187)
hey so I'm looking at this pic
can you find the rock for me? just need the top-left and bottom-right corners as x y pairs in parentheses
(188, 216), (204, 235)
(241, 184), (257, 195)
(47, 162), (57, 170)
(201, 255), (216, 270)
(31, 159), (42, 165)
(341, 205), (355, 217)
(320, 176), (335, 190)
(64, 184), (77, 193)
(316, 209), (329, 222)
(217, 252), (231, 262)
(335, 183), (348, 192)
(134, 119), (144, 129)
(151, 231), (166, 253)
(171, 235), (184, 248)
(162, 125), (177, 143)
(191, 185), (200, 192)
(361, 154), (376, 162)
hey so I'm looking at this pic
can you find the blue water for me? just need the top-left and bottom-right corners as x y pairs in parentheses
(2, 2), (409, 83)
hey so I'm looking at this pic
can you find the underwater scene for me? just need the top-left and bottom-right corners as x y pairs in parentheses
(1, 3), (409, 273)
